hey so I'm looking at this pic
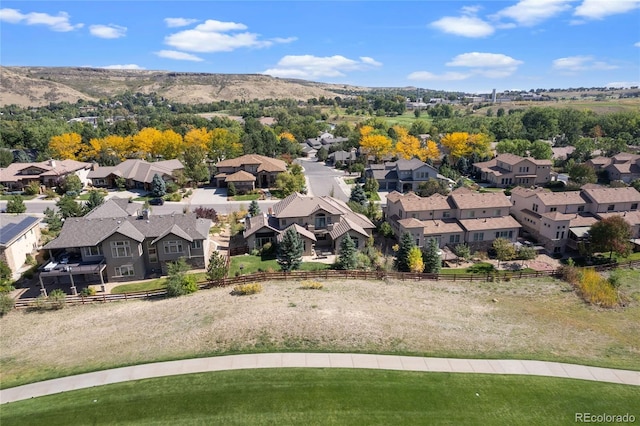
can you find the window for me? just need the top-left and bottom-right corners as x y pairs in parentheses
(468, 211), (475, 218)
(550, 207), (557, 212)
(632, 203), (638, 210)
(495, 209), (501, 216)
(111, 241), (131, 258)
(532, 203), (539, 212)
(352, 237), (360, 248)
(148, 247), (158, 263)
(164, 240), (184, 254)
(83, 246), (102, 257)
(578, 206), (585, 212)
(473, 232), (484, 242)
(281, 219), (287, 226)
(192, 240), (202, 249)
(495, 230), (513, 239)
(114, 265), (134, 277)
(315, 213), (326, 229)
(449, 234), (460, 243)
(607, 204), (615, 211)
(442, 211), (451, 218)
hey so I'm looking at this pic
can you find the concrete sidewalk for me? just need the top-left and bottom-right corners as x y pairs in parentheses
(1, 353), (638, 404)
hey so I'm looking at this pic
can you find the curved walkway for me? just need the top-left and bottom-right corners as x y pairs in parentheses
(1, 353), (638, 404)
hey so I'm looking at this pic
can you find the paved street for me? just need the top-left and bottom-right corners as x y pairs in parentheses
(1, 353), (638, 403)
(295, 157), (351, 201)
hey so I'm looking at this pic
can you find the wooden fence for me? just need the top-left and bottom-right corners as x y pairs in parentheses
(13, 259), (640, 310)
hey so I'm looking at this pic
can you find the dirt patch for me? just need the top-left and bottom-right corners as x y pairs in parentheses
(2, 276), (638, 387)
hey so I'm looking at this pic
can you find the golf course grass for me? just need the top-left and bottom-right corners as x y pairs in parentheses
(2, 369), (638, 425)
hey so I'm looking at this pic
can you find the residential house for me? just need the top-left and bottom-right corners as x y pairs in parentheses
(88, 159), (183, 190)
(385, 188), (520, 251)
(365, 158), (440, 192)
(473, 153), (552, 188)
(0, 214), (41, 278)
(214, 154), (287, 190)
(327, 149), (357, 166)
(0, 159), (93, 191)
(42, 199), (212, 284)
(586, 153), (640, 183)
(304, 132), (349, 150)
(510, 185), (640, 254)
(243, 193), (375, 255)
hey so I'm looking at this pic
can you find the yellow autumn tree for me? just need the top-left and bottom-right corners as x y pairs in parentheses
(155, 129), (184, 160)
(359, 125), (374, 137)
(393, 125), (422, 160)
(49, 133), (83, 160)
(408, 246), (424, 273)
(210, 128), (242, 162)
(468, 133), (492, 158)
(278, 131), (296, 142)
(131, 127), (162, 158)
(440, 132), (471, 161)
(360, 134), (392, 163)
(417, 140), (441, 162)
(184, 127), (213, 151)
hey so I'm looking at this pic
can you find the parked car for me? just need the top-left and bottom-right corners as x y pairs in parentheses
(149, 198), (164, 206)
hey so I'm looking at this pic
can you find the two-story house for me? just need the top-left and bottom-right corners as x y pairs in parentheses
(473, 153), (552, 188)
(0, 214), (41, 279)
(214, 154), (287, 192)
(586, 153), (640, 183)
(365, 158), (443, 192)
(243, 193), (375, 255)
(386, 188), (520, 251)
(510, 185), (640, 254)
(0, 159), (93, 191)
(41, 199), (212, 285)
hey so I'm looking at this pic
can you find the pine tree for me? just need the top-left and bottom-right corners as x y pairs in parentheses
(350, 183), (367, 205)
(84, 190), (105, 213)
(394, 233), (415, 272)
(6, 195), (26, 214)
(277, 228), (303, 272)
(336, 234), (357, 270)
(206, 251), (229, 281)
(422, 239), (441, 274)
(248, 200), (261, 217)
(43, 207), (63, 232)
(151, 173), (166, 197)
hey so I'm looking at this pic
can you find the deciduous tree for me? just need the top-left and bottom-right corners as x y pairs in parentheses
(589, 216), (632, 259)
(49, 132), (83, 160)
(360, 134), (392, 163)
(440, 132), (471, 161)
(408, 246), (424, 273)
(493, 238), (516, 269)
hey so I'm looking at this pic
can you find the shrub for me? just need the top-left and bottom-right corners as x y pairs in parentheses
(232, 283), (263, 295)
(25, 254), (37, 266)
(48, 289), (67, 310)
(165, 182), (179, 194)
(559, 264), (580, 285)
(80, 287), (96, 297)
(250, 249), (260, 256)
(300, 280), (323, 290)
(577, 268), (618, 308)
(260, 242), (273, 255)
(466, 262), (496, 274)
(165, 192), (182, 202)
(23, 181), (41, 196)
(0, 294), (15, 316)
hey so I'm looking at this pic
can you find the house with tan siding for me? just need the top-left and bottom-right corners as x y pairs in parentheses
(0, 214), (41, 279)
(473, 153), (551, 188)
(215, 154), (287, 190)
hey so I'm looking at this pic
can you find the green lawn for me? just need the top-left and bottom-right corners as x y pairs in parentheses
(0, 194), (37, 200)
(367, 191), (381, 201)
(2, 369), (638, 425)
(110, 272), (207, 294)
(230, 193), (261, 201)
(229, 255), (330, 276)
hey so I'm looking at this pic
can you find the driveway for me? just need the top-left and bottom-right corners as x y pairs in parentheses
(295, 157), (350, 201)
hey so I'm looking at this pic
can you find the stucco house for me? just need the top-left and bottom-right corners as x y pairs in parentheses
(88, 159), (183, 190)
(243, 193), (375, 255)
(0, 159), (93, 191)
(214, 154), (287, 190)
(385, 188), (520, 251)
(42, 199), (212, 285)
(586, 153), (640, 183)
(0, 214), (41, 279)
(473, 153), (552, 188)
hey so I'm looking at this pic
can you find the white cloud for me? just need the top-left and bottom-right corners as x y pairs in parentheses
(89, 24), (127, 39)
(431, 15), (495, 37)
(101, 64), (145, 70)
(552, 55), (618, 71)
(164, 19), (292, 53)
(635, 41), (640, 47)
(263, 55), (382, 79)
(0, 8), (83, 31)
(271, 37), (297, 44)
(574, 0), (640, 19)
(491, 0), (574, 26)
(606, 81), (640, 88)
(154, 50), (204, 62)
(445, 52), (523, 78)
(164, 17), (198, 28)
(407, 71), (471, 81)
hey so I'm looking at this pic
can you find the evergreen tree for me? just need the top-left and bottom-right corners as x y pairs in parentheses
(43, 207), (63, 232)
(151, 173), (166, 197)
(349, 183), (367, 205)
(394, 232), (415, 272)
(336, 234), (357, 270)
(363, 177), (379, 194)
(248, 199), (261, 217)
(277, 228), (303, 272)
(206, 251), (229, 281)
(84, 190), (104, 213)
(6, 195), (26, 214)
(56, 194), (83, 218)
(422, 239), (442, 274)
(227, 182), (237, 196)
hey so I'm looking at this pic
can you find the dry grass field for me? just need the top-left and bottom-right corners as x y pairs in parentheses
(2, 273), (639, 389)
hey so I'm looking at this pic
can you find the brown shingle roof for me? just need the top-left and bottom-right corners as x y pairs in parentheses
(450, 191), (512, 210)
(536, 190), (587, 206)
(422, 220), (464, 235)
(459, 216), (521, 231)
(215, 154), (287, 173)
(387, 192), (452, 212)
(1, 160), (92, 183)
(224, 170), (256, 182)
(582, 187), (640, 205)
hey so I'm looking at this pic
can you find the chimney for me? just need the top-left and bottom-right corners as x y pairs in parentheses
(49, 159), (56, 167)
(142, 209), (150, 220)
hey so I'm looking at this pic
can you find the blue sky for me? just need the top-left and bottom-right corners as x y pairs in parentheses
(1, 1), (639, 93)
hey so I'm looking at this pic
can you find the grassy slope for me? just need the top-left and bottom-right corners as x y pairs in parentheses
(229, 255), (330, 276)
(2, 370), (638, 425)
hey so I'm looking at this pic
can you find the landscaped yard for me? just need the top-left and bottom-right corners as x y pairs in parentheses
(229, 255), (331, 276)
(230, 193), (261, 201)
(110, 272), (207, 294)
(2, 370), (638, 425)
(0, 194), (37, 200)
